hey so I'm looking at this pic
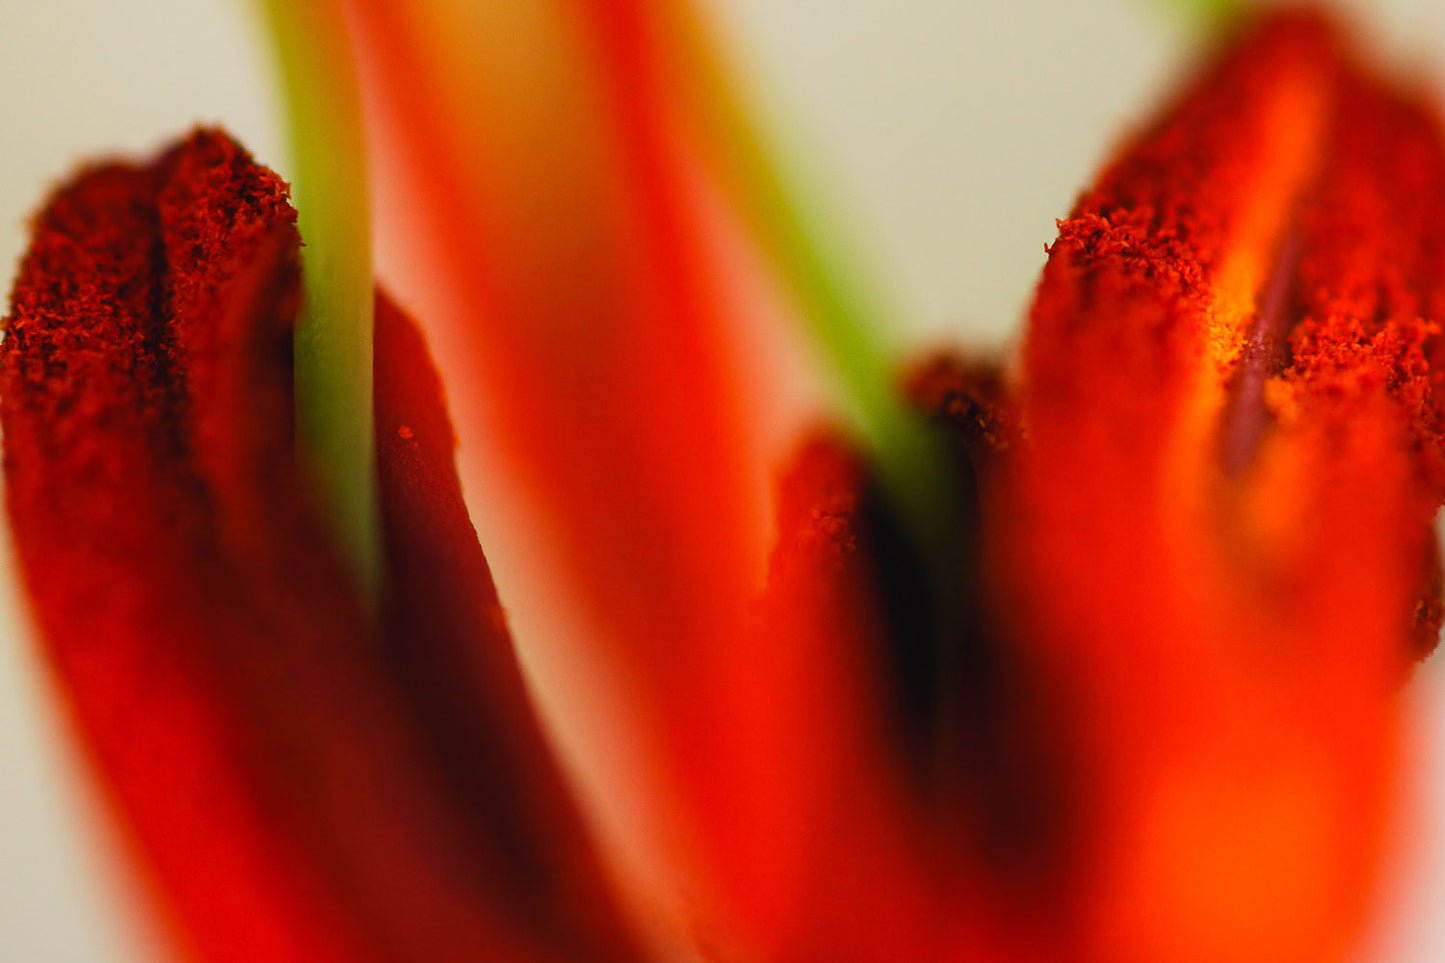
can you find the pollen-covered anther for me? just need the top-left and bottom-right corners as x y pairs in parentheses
(1, 129), (642, 963)
(1007, 9), (1445, 962)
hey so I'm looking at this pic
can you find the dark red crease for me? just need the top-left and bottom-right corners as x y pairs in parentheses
(1, 129), (640, 963)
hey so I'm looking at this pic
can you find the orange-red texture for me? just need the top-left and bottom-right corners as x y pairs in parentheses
(7, 6), (1445, 963)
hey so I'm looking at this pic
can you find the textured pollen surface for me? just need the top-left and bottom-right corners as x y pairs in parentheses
(0, 130), (640, 963)
(1028, 10), (1445, 654)
(1011, 9), (1445, 963)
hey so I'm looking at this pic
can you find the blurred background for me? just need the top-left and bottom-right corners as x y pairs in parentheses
(3, 0), (1445, 959)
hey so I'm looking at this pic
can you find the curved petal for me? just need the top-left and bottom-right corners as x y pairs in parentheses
(343, 0), (765, 643)
(334, 0), (894, 946)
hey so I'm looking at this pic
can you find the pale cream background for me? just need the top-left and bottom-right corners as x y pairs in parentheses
(2, 0), (1445, 960)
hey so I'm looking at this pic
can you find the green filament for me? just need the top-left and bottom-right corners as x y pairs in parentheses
(256, 0), (380, 601)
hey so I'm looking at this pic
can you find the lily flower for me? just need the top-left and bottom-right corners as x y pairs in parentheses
(4, 2), (1445, 963)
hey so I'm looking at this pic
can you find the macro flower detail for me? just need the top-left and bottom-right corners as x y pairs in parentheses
(1, 131), (640, 962)
(1002, 11), (1445, 960)
(5, 5), (1445, 963)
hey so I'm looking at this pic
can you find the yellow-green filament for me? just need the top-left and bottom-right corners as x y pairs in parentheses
(256, 0), (380, 600)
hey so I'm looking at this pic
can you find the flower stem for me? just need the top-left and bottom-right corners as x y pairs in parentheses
(256, 0), (380, 600)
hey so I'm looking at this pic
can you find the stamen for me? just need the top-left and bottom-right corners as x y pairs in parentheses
(258, 0), (380, 599)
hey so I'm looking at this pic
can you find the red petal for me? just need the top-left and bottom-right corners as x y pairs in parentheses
(337, 0), (858, 943)
(343, 0), (764, 648)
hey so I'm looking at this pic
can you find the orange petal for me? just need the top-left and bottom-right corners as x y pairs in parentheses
(337, 0), (876, 944)
(343, 0), (764, 645)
